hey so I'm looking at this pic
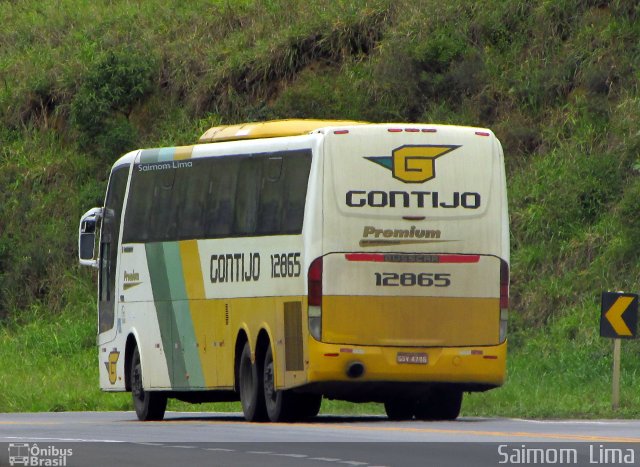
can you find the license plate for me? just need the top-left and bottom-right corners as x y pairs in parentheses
(396, 352), (428, 364)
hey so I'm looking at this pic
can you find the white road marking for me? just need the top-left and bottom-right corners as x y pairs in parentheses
(514, 418), (632, 426)
(1, 436), (122, 443)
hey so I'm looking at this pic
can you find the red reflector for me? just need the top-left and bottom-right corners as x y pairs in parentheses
(483, 355), (498, 360)
(422, 128), (437, 133)
(345, 253), (385, 262)
(345, 253), (480, 263)
(334, 130), (349, 135)
(438, 255), (480, 263)
(405, 128), (419, 132)
(388, 128), (402, 133)
(475, 131), (490, 137)
(324, 353), (339, 357)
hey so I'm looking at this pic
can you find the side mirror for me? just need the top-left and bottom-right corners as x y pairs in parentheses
(78, 207), (103, 268)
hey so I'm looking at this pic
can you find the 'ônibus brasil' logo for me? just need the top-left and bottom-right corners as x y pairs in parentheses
(365, 145), (460, 183)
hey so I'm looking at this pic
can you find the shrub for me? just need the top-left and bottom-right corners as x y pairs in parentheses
(618, 178), (640, 247)
(71, 48), (157, 156)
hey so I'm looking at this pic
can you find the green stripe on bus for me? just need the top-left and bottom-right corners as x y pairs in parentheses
(145, 242), (187, 388)
(140, 148), (162, 164)
(157, 147), (176, 163)
(161, 242), (205, 388)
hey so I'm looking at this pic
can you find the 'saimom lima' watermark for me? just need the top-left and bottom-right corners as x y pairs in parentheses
(498, 444), (636, 465)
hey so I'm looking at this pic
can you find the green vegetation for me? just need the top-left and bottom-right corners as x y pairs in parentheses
(1, 0), (639, 417)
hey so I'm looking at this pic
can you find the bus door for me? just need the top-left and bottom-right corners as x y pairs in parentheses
(98, 165), (130, 345)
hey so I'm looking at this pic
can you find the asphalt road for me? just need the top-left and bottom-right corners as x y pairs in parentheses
(1, 412), (639, 466)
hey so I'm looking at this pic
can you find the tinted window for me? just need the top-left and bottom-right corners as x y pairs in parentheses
(204, 157), (239, 237)
(122, 149), (312, 243)
(122, 166), (155, 242)
(281, 152), (312, 233)
(151, 168), (176, 241)
(257, 156), (284, 234)
(174, 159), (210, 240)
(233, 157), (262, 235)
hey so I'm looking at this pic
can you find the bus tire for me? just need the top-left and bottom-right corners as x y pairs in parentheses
(296, 393), (322, 420)
(130, 347), (167, 421)
(384, 399), (415, 421)
(263, 345), (298, 422)
(239, 342), (267, 422)
(414, 388), (463, 421)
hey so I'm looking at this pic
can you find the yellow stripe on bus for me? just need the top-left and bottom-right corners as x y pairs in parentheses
(174, 145), (195, 160)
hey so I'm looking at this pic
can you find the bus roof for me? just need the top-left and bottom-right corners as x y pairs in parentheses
(198, 119), (365, 143)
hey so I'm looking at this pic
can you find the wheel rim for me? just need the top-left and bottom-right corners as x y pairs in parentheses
(264, 354), (276, 406)
(239, 355), (252, 403)
(132, 363), (144, 402)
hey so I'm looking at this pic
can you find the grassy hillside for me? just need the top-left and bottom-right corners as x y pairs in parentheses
(1, 0), (640, 416)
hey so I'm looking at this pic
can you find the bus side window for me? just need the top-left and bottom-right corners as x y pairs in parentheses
(152, 169), (176, 241)
(233, 157), (261, 235)
(122, 167), (154, 243)
(204, 157), (238, 238)
(175, 159), (209, 240)
(281, 151), (312, 234)
(257, 156), (284, 234)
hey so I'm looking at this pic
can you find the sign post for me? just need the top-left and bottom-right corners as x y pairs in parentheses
(599, 292), (638, 410)
(611, 338), (621, 410)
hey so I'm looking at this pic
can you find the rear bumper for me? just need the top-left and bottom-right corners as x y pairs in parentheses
(321, 295), (501, 347)
(306, 338), (507, 387)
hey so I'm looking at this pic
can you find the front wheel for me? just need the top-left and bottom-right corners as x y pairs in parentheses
(130, 347), (167, 421)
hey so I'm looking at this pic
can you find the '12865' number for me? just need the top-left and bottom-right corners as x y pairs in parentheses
(374, 272), (451, 287)
(271, 252), (301, 278)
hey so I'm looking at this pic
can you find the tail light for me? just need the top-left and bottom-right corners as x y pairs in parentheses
(499, 259), (509, 343)
(308, 257), (323, 340)
(308, 257), (323, 306)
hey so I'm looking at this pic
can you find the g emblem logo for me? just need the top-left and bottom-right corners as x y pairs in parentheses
(366, 145), (460, 183)
(106, 350), (120, 384)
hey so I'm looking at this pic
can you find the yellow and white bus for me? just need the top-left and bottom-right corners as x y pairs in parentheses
(79, 119), (509, 422)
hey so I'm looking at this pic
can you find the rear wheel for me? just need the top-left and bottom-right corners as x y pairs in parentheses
(130, 347), (167, 421)
(414, 388), (463, 421)
(384, 399), (415, 421)
(239, 342), (267, 422)
(296, 393), (322, 420)
(263, 345), (300, 422)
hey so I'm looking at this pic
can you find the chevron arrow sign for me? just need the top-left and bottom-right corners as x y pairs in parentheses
(600, 292), (638, 339)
